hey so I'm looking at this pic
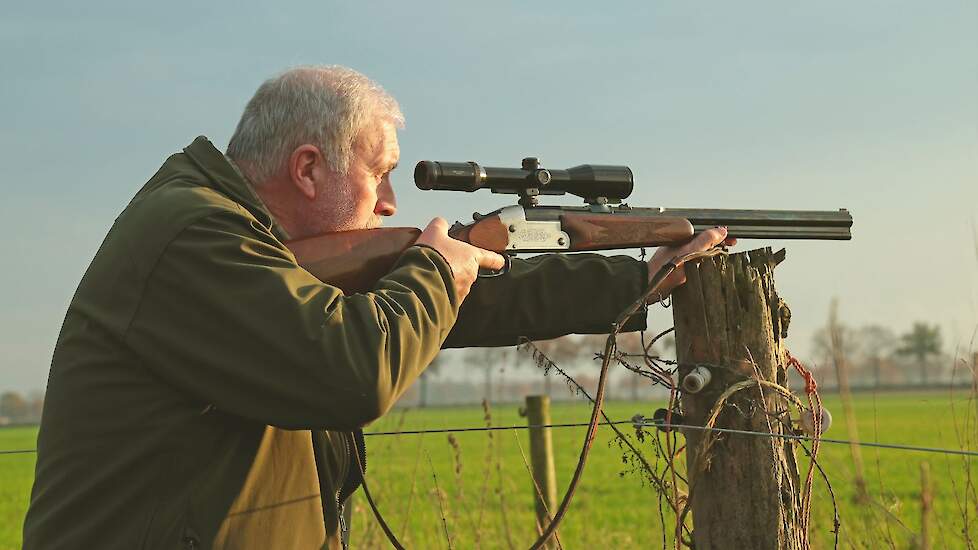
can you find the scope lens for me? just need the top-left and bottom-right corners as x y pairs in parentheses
(414, 161), (483, 192)
(414, 161), (436, 189)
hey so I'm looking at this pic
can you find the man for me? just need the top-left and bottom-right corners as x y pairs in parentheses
(24, 66), (729, 549)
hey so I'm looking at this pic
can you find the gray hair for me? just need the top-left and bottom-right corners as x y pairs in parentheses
(227, 65), (404, 184)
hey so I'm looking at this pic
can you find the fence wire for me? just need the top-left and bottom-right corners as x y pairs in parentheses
(3, 418), (977, 458)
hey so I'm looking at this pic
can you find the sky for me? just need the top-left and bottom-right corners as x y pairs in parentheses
(1, 1), (976, 393)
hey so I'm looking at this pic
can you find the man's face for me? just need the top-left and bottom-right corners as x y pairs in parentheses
(313, 120), (399, 232)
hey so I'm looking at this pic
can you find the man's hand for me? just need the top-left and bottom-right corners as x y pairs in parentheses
(416, 217), (506, 302)
(646, 227), (737, 303)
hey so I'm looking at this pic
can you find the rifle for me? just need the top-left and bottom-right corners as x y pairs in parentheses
(286, 158), (852, 292)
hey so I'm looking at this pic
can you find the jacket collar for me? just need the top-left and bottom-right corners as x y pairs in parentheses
(183, 136), (290, 242)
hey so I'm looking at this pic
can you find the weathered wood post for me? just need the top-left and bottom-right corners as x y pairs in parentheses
(918, 462), (933, 550)
(672, 248), (805, 549)
(524, 395), (558, 546)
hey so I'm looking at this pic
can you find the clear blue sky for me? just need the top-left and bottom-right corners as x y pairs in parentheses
(1, 1), (975, 392)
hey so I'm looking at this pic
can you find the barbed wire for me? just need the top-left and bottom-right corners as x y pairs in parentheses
(3, 418), (977, 458)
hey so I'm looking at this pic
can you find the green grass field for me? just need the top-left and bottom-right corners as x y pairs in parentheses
(3, 390), (977, 549)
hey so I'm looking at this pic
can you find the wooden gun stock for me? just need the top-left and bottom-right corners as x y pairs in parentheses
(286, 223), (509, 294)
(286, 227), (422, 294)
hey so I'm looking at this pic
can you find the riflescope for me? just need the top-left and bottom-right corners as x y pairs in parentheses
(414, 158), (633, 204)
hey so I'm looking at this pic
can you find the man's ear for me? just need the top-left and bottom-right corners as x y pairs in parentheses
(288, 144), (323, 200)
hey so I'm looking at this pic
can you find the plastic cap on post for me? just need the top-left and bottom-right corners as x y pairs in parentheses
(800, 406), (833, 436)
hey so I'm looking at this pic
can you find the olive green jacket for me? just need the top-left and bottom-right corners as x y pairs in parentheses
(23, 137), (648, 550)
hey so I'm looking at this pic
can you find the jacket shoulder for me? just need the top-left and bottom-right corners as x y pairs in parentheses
(130, 155), (252, 231)
(66, 161), (263, 338)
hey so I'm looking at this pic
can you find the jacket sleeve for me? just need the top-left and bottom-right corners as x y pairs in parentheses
(125, 211), (458, 431)
(443, 253), (649, 348)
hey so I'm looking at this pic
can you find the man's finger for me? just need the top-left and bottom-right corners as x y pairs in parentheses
(682, 227), (728, 255)
(479, 250), (506, 271)
(702, 226), (728, 247)
(425, 217), (449, 232)
(664, 267), (686, 288)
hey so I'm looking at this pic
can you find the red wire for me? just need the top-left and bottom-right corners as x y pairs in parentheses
(787, 353), (817, 394)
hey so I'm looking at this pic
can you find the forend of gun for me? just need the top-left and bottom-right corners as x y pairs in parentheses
(286, 157), (853, 293)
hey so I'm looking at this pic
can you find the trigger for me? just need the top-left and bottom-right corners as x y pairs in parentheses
(477, 254), (512, 278)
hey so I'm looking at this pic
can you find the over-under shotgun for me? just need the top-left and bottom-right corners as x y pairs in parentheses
(287, 158), (852, 293)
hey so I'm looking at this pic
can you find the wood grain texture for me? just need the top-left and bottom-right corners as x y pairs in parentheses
(560, 214), (693, 251)
(449, 215), (509, 253)
(287, 227), (422, 294)
(672, 248), (804, 550)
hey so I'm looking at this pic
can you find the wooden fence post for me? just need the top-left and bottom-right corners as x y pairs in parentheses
(672, 248), (805, 549)
(918, 462), (933, 550)
(524, 395), (558, 546)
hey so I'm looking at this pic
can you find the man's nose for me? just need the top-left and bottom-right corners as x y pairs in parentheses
(375, 179), (397, 217)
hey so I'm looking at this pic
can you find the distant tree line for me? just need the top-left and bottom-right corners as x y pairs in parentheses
(812, 320), (963, 388)
(0, 390), (44, 425)
(403, 318), (970, 407)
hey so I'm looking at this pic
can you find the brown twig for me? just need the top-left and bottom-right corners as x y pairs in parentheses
(427, 451), (454, 550)
(514, 431), (564, 549)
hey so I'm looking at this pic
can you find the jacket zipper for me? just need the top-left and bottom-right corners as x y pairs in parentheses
(338, 498), (350, 550)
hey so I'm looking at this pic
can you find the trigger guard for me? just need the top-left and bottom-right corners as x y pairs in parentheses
(477, 254), (512, 278)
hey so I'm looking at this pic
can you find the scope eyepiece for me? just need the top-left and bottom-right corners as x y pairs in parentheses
(414, 160), (633, 203)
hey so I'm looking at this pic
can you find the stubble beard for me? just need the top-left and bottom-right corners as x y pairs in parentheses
(316, 183), (382, 232)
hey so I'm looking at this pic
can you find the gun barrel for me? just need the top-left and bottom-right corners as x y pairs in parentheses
(522, 206), (853, 241)
(659, 207), (853, 240)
